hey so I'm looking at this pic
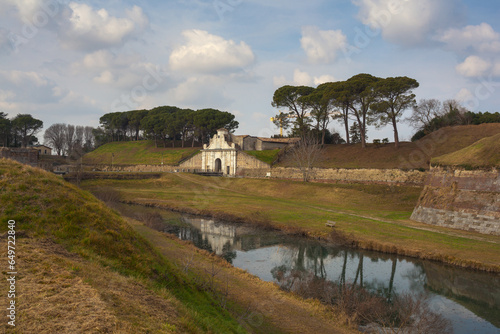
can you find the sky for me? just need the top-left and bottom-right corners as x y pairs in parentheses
(1, 0), (499, 142)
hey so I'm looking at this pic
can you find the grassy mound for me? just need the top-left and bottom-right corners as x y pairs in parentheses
(278, 123), (500, 169)
(82, 140), (200, 165)
(431, 133), (500, 168)
(0, 158), (245, 333)
(244, 149), (280, 165)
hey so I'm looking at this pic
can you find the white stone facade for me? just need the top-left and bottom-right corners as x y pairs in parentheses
(201, 129), (238, 175)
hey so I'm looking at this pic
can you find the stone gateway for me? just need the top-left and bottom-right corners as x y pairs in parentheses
(179, 128), (297, 176)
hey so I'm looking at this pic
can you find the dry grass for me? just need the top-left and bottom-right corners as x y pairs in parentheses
(277, 123), (500, 169)
(0, 159), (254, 333)
(432, 132), (500, 168)
(0, 238), (180, 334)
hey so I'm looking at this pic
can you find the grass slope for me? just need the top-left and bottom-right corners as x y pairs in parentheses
(244, 149), (280, 164)
(81, 173), (500, 272)
(432, 133), (500, 168)
(0, 158), (246, 333)
(278, 123), (500, 169)
(0, 159), (354, 334)
(83, 140), (200, 165)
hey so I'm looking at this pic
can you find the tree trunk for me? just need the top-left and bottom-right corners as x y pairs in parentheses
(388, 259), (397, 301)
(392, 116), (400, 149)
(360, 122), (366, 148)
(344, 115), (350, 145)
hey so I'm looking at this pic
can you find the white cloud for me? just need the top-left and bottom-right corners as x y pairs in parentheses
(169, 30), (255, 74)
(59, 3), (149, 51)
(293, 69), (313, 86)
(314, 75), (336, 86)
(0, 70), (65, 103)
(353, 0), (463, 46)
(273, 69), (335, 87)
(0, 0), (46, 21)
(456, 56), (492, 78)
(273, 75), (287, 87)
(437, 23), (500, 54)
(72, 50), (169, 90)
(300, 26), (347, 64)
(455, 88), (474, 103)
(167, 75), (232, 107)
(494, 63), (500, 77)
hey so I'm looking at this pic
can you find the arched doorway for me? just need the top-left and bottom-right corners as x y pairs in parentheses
(214, 158), (222, 172)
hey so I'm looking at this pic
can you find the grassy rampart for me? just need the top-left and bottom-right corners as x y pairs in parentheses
(83, 140), (200, 165)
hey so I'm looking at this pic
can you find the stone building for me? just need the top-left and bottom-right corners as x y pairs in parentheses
(231, 134), (299, 151)
(31, 145), (52, 155)
(179, 128), (296, 176)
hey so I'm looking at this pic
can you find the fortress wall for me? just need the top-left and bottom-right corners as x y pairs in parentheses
(236, 151), (271, 170)
(411, 167), (500, 235)
(269, 167), (426, 185)
(179, 152), (203, 169)
(88, 164), (178, 172)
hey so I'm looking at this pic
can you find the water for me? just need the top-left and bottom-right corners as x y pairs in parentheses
(125, 204), (500, 334)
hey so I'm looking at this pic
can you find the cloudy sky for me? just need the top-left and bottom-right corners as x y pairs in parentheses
(1, 0), (499, 141)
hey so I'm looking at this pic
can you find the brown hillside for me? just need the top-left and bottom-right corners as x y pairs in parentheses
(432, 132), (500, 168)
(277, 123), (500, 170)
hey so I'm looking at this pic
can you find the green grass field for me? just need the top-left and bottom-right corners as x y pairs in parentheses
(244, 149), (280, 164)
(83, 140), (200, 165)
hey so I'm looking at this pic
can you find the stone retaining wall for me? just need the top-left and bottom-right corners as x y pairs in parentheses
(411, 167), (500, 235)
(270, 167), (426, 185)
(86, 164), (177, 172)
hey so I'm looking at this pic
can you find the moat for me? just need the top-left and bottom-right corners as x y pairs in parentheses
(124, 204), (500, 334)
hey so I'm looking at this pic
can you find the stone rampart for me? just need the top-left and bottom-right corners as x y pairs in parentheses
(270, 167), (426, 185)
(411, 167), (500, 235)
(236, 152), (271, 170)
(179, 152), (202, 169)
(86, 164), (177, 172)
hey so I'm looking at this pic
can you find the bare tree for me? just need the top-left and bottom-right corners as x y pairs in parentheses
(442, 99), (471, 125)
(407, 99), (443, 131)
(83, 126), (95, 151)
(44, 123), (66, 155)
(64, 124), (75, 156)
(290, 135), (323, 182)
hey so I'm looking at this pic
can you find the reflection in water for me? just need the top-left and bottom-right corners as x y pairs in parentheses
(132, 205), (499, 334)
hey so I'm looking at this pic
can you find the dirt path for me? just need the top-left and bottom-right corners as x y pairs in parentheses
(127, 217), (357, 334)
